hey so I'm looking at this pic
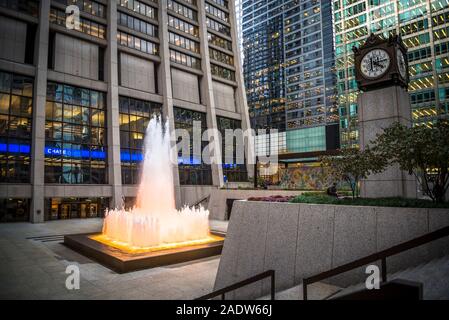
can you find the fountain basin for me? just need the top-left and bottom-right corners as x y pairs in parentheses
(64, 232), (224, 273)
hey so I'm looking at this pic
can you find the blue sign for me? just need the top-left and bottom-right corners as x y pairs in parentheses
(0, 143), (31, 154)
(44, 147), (106, 159)
(120, 151), (144, 162)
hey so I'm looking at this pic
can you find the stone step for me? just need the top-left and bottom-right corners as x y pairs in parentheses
(258, 282), (342, 300)
(331, 254), (449, 300)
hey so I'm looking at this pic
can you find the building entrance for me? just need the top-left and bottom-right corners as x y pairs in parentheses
(45, 198), (108, 220)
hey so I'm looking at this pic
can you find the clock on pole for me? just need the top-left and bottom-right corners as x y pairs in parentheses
(353, 33), (409, 91)
(353, 34), (416, 199)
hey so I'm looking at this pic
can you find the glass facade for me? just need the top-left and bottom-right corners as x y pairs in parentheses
(243, 3), (286, 131)
(286, 125), (326, 153)
(45, 82), (107, 184)
(0, 71), (33, 183)
(285, 0), (338, 130)
(217, 116), (248, 182)
(174, 107), (212, 185)
(243, 0), (337, 156)
(119, 96), (162, 185)
(333, 0), (449, 147)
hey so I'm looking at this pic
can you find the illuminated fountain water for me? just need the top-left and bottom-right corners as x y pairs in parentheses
(93, 117), (216, 252)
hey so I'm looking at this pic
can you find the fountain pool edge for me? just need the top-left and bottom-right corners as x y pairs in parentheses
(63, 232), (225, 273)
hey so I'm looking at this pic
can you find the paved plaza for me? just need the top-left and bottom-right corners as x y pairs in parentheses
(0, 219), (227, 300)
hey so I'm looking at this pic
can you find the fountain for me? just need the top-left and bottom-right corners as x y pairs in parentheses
(64, 117), (224, 273)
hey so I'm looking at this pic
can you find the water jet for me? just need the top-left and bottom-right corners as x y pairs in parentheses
(64, 117), (224, 273)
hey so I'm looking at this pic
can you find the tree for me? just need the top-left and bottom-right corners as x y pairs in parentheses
(321, 147), (387, 199)
(373, 120), (449, 203)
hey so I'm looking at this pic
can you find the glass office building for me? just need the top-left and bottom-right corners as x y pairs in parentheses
(241, 0), (339, 185)
(333, 0), (449, 147)
(0, 0), (251, 222)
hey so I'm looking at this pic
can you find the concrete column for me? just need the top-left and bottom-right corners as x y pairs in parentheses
(158, 0), (182, 208)
(197, 0), (224, 187)
(106, 0), (123, 209)
(359, 85), (417, 198)
(228, 0), (254, 179)
(30, 0), (51, 223)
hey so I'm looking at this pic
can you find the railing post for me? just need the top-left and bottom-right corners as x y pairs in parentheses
(303, 281), (308, 301)
(270, 271), (275, 300)
(221, 293), (225, 300)
(381, 258), (387, 283)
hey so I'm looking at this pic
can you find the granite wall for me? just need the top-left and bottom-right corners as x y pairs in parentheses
(213, 201), (449, 299)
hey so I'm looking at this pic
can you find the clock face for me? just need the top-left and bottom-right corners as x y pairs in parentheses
(360, 49), (391, 79)
(397, 48), (407, 79)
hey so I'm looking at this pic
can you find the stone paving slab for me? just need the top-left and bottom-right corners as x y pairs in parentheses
(0, 219), (223, 300)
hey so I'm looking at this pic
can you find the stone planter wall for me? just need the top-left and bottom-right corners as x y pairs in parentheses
(213, 201), (449, 299)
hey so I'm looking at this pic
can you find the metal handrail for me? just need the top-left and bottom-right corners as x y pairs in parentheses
(190, 195), (210, 209)
(196, 270), (275, 300)
(302, 225), (449, 300)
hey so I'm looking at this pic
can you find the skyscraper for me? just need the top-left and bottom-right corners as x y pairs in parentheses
(0, 0), (250, 223)
(333, 0), (449, 148)
(241, 0), (339, 186)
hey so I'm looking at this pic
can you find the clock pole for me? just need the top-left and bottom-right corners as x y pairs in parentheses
(354, 34), (417, 198)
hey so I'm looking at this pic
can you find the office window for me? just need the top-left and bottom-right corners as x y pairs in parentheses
(168, 32), (200, 53)
(174, 107), (212, 185)
(118, 0), (157, 19)
(0, 0), (39, 17)
(117, 31), (159, 55)
(45, 82), (107, 184)
(170, 49), (201, 69)
(205, 3), (229, 23)
(209, 48), (234, 66)
(217, 116), (247, 182)
(206, 17), (231, 36)
(50, 7), (106, 39)
(207, 32), (232, 51)
(167, 0), (198, 21)
(168, 15), (199, 37)
(117, 12), (158, 38)
(55, 0), (106, 18)
(0, 71), (33, 183)
(119, 96), (161, 185)
(211, 64), (235, 80)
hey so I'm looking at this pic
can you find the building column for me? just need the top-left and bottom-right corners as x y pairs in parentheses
(158, 0), (182, 208)
(197, 0), (224, 187)
(106, 0), (123, 209)
(30, 0), (51, 223)
(229, 0), (254, 179)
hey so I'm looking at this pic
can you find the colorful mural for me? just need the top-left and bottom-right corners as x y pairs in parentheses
(278, 163), (332, 190)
